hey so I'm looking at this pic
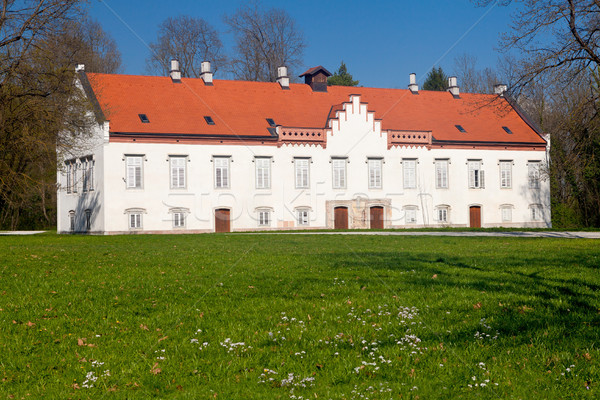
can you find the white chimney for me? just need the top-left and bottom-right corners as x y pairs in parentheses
(75, 64), (85, 72)
(169, 59), (181, 82)
(494, 84), (508, 96)
(408, 72), (418, 93)
(448, 76), (459, 97)
(201, 61), (213, 85)
(277, 66), (289, 89)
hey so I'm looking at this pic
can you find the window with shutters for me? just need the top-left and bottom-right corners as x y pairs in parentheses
(436, 205), (450, 223)
(499, 161), (512, 189)
(500, 204), (513, 222)
(368, 158), (382, 189)
(468, 160), (484, 189)
(126, 155), (143, 189)
(294, 158), (310, 189)
(403, 205), (418, 224)
(435, 159), (448, 189)
(255, 157), (271, 189)
(257, 209), (271, 227)
(332, 158), (347, 189)
(170, 156), (187, 189)
(403, 159), (417, 189)
(296, 208), (310, 226)
(528, 161), (541, 189)
(214, 156), (230, 189)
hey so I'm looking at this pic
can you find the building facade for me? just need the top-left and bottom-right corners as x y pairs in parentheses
(57, 63), (550, 234)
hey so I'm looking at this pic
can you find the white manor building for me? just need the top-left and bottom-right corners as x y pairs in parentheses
(57, 62), (551, 234)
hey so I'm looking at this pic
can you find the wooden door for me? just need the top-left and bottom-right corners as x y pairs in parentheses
(469, 206), (481, 228)
(370, 206), (384, 229)
(334, 207), (348, 230)
(215, 209), (231, 232)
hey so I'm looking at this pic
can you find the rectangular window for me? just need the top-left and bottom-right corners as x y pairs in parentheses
(528, 161), (541, 189)
(85, 210), (91, 230)
(531, 205), (543, 221)
(404, 207), (417, 224)
(69, 212), (75, 231)
(403, 159), (416, 189)
(214, 157), (230, 189)
(368, 158), (382, 189)
(501, 206), (512, 222)
(126, 156), (143, 189)
(468, 160), (485, 189)
(437, 207), (448, 223)
(255, 157), (271, 189)
(332, 158), (347, 189)
(129, 213), (142, 229)
(297, 209), (309, 226)
(435, 159), (448, 189)
(258, 210), (271, 226)
(170, 156), (186, 189)
(66, 161), (73, 194)
(173, 212), (185, 228)
(500, 161), (512, 189)
(294, 158), (310, 189)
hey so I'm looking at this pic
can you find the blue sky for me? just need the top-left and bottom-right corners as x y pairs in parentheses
(89, 0), (517, 88)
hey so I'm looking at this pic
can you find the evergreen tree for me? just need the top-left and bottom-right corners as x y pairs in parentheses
(328, 61), (359, 86)
(423, 67), (449, 91)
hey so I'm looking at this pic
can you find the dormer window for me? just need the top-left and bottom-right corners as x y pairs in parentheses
(266, 118), (276, 127)
(455, 125), (466, 133)
(138, 114), (149, 123)
(502, 126), (513, 134)
(204, 116), (215, 125)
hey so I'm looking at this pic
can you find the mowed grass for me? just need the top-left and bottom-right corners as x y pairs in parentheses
(1, 233), (599, 399)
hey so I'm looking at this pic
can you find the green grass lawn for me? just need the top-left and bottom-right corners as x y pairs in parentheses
(1, 233), (599, 399)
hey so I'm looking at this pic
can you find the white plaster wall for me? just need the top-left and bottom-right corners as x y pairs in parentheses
(96, 94), (550, 234)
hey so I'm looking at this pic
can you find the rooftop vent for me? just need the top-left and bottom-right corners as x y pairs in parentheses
(408, 73), (418, 93)
(204, 116), (215, 125)
(299, 65), (331, 92)
(502, 126), (513, 134)
(277, 66), (289, 89)
(138, 114), (150, 123)
(201, 61), (213, 85)
(448, 76), (460, 97)
(455, 124), (466, 133)
(169, 59), (181, 82)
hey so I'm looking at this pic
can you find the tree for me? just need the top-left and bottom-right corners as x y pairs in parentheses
(224, 2), (305, 82)
(328, 61), (359, 86)
(423, 67), (449, 91)
(452, 53), (501, 94)
(146, 15), (225, 78)
(0, 2), (120, 229)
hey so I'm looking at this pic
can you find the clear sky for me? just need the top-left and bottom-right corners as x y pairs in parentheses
(88, 0), (517, 89)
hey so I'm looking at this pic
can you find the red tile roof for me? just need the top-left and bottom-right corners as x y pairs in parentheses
(299, 65), (332, 77)
(85, 73), (546, 146)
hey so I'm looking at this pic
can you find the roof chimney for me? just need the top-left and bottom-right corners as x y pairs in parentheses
(408, 73), (418, 93)
(200, 61), (213, 85)
(75, 64), (85, 73)
(169, 59), (181, 82)
(494, 84), (508, 96)
(299, 66), (332, 92)
(277, 66), (289, 89)
(448, 76), (459, 98)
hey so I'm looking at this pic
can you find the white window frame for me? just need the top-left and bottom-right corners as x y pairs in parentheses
(296, 208), (310, 226)
(65, 160), (74, 194)
(255, 157), (271, 189)
(468, 160), (485, 189)
(500, 204), (513, 222)
(435, 159), (449, 189)
(368, 158), (383, 189)
(170, 156), (187, 189)
(173, 212), (185, 228)
(528, 161), (541, 189)
(436, 205), (450, 223)
(332, 158), (347, 189)
(126, 155), (143, 189)
(403, 206), (418, 224)
(126, 208), (145, 230)
(213, 156), (230, 189)
(85, 209), (91, 231)
(499, 160), (512, 189)
(403, 159), (417, 189)
(69, 210), (75, 231)
(257, 209), (272, 227)
(530, 204), (543, 221)
(294, 158), (310, 189)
